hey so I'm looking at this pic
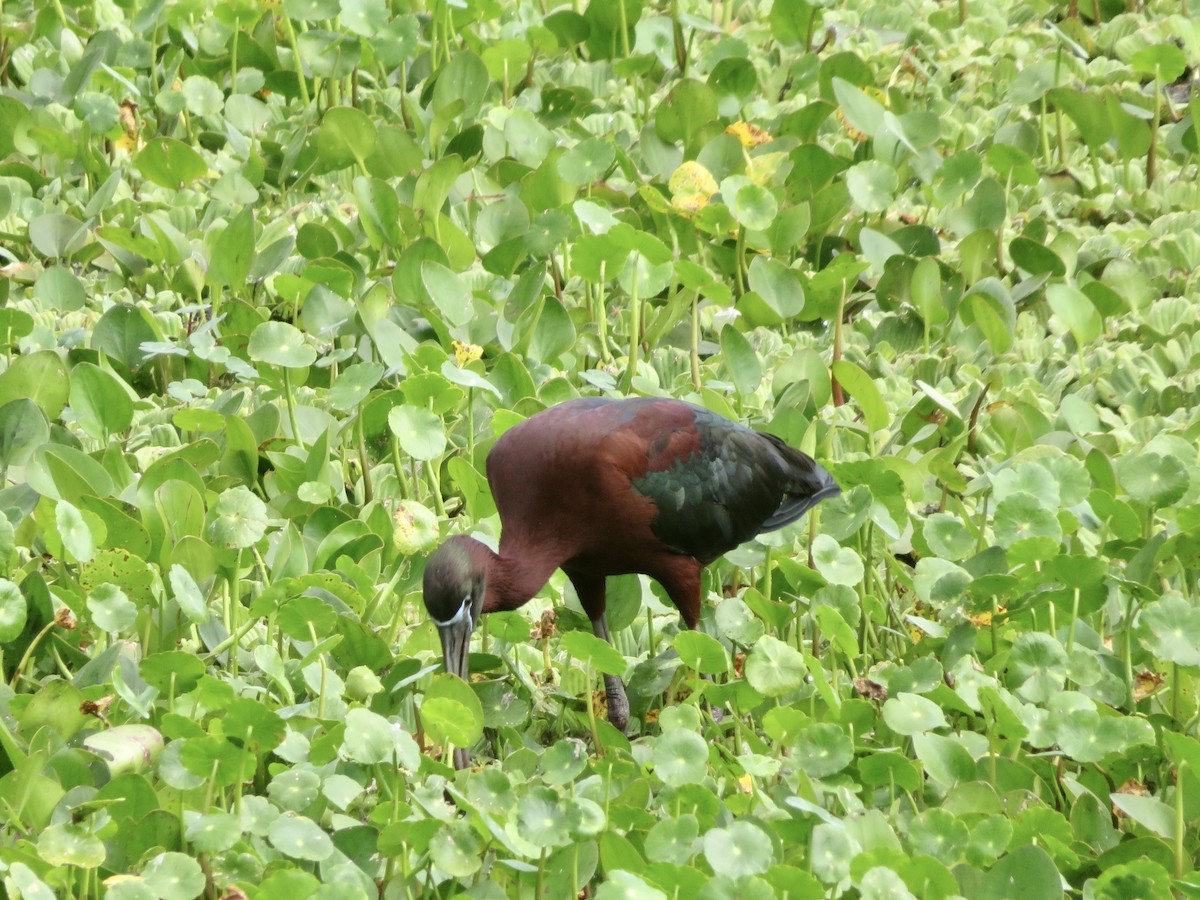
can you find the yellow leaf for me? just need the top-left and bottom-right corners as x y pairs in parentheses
(726, 121), (773, 148)
(668, 161), (718, 212)
(452, 340), (483, 364)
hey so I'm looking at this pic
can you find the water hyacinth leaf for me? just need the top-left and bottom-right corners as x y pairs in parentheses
(136, 138), (207, 189)
(831, 360), (887, 432)
(207, 207), (255, 290)
(247, 321), (316, 368)
(207, 486), (269, 548)
(69, 362), (133, 437)
(56, 500), (94, 562)
(747, 256), (805, 320)
(744, 634), (806, 696)
(652, 729), (708, 786)
(0, 352), (70, 419)
(316, 105), (377, 169)
(420, 261), (475, 327)
(720, 325), (762, 395)
(0, 578), (27, 642)
(388, 405), (447, 461)
(882, 693), (947, 735)
(0, 398), (50, 468)
(168, 564), (208, 623)
(83, 724), (164, 777)
(673, 630), (728, 675)
(1045, 284), (1101, 346)
(561, 629), (627, 676)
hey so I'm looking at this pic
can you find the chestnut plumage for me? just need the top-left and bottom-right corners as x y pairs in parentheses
(423, 397), (840, 767)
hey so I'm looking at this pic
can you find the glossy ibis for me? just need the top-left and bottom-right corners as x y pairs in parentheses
(423, 397), (840, 767)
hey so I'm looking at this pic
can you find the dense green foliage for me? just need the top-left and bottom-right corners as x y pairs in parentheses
(1, 0), (1200, 896)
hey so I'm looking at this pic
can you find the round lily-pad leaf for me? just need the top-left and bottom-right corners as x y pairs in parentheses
(207, 485), (269, 548)
(812, 534), (864, 586)
(268, 814), (335, 862)
(703, 820), (774, 879)
(541, 738), (588, 785)
(652, 728), (708, 786)
(37, 822), (105, 868)
(517, 786), (578, 848)
(0, 577), (28, 642)
(992, 494), (1061, 548)
(744, 635), (806, 697)
(923, 513), (974, 561)
(247, 321), (316, 368)
(882, 692), (948, 735)
(341, 707), (421, 769)
(792, 723), (854, 778)
(673, 630), (728, 675)
(87, 583), (136, 633)
(423, 674), (485, 748)
(1137, 597), (1200, 667)
(558, 137), (615, 186)
(140, 651), (206, 693)
(388, 405), (447, 461)
(716, 596), (765, 645)
(1119, 453), (1188, 509)
(185, 811), (241, 854)
(141, 852), (206, 900)
(430, 820), (482, 878)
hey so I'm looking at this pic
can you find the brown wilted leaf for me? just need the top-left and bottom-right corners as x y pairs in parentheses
(1112, 779), (1149, 820)
(853, 678), (888, 702)
(1132, 671), (1164, 701)
(80, 695), (114, 719)
(726, 121), (773, 148)
(530, 608), (557, 641)
(55, 608), (77, 630)
(732, 651), (746, 679)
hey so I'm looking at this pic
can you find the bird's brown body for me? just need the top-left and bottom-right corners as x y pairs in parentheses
(423, 397), (840, 765)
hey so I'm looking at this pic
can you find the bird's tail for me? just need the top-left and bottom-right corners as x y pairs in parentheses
(759, 434), (841, 531)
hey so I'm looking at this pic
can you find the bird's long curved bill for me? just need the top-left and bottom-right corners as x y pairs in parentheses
(437, 623), (472, 769)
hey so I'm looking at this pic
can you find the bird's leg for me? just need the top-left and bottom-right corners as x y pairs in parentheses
(567, 570), (630, 734)
(591, 612), (630, 733)
(654, 559), (725, 724)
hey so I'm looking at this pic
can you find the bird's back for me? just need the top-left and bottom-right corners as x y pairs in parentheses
(485, 398), (839, 569)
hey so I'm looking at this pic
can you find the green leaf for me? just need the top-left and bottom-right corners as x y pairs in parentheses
(247, 321), (316, 368)
(558, 137), (616, 187)
(745, 634), (806, 696)
(423, 674), (485, 748)
(37, 822), (105, 868)
(846, 160), (898, 213)
(207, 208), (256, 290)
(28, 213), (88, 259)
(136, 138), (208, 188)
(978, 844), (1063, 900)
(0, 579), (27, 642)
(703, 820), (773, 878)
(831, 360), (887, 433)
(267, 814), (335, 862)
(720, 325), (762, 395)
(882, 692), (948, 735)
(0, 351), (70, 418)
(1045, 284), (1101, 345)
(207, 486), (269, 549)
(420, 260), (475, 327)
(1130, 43), (1188, 82)
(388, 405), (446, 461)
(1137, 597), (1200, 667)
(561, 629), (627, 676)
(812, 534), (864, 586)
(0, 399), (50, 468)
(673, 630), (728, 675)
(316, 106), (377, 170)
(1119, 453), (1188, 508)
(652, 729), (708, 786)
(69, 362), (133, 438)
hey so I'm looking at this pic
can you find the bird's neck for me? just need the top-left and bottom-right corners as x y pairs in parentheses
(474, 539), (560, 613)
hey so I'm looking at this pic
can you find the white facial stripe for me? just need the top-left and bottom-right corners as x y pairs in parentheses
(431, 598), (473, 630)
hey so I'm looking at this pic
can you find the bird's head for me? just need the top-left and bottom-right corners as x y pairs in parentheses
(423, 537), (487, 685)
